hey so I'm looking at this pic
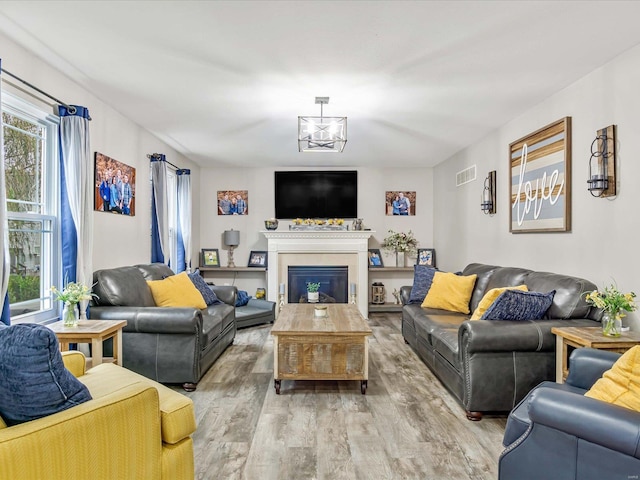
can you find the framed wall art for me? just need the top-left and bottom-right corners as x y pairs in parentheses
(94, 152), (136, 216)
(509, 117), (572, 233)
(201, 249), (220, 267)
(385, 191), (415, 216)
(217, 190), (248, 215)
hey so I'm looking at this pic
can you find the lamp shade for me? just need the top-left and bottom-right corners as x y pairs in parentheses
(223, 230), (240, 247)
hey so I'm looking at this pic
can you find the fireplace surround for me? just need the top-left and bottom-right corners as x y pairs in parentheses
(263, 230), (374, 317)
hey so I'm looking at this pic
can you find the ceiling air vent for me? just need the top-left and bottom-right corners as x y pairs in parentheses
(456, 165), (476, 187)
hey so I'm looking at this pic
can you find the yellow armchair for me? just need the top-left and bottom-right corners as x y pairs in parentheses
(0, 352), (195, 480)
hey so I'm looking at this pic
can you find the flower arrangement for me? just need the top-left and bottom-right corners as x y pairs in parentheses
(51, 282), (96, 305)
(585, 284), (637, 316)
(381, 229), (418, 255)
(306, 282), (321, 293)
(292, 218), (344, 226)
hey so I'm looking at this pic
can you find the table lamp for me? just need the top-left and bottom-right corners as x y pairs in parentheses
(223, 229), (240, 268)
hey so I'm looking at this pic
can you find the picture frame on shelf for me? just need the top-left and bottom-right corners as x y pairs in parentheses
(248, 251), (268, 268)
(201, 248), (220, 267)
(368, 249), (384, 267)
(417, 248), (436, 267)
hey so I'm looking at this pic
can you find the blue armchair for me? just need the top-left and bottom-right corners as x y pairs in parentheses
(499, 348), (640, 480)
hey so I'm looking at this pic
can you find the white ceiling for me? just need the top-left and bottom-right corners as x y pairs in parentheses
(1, 1), (640, 168)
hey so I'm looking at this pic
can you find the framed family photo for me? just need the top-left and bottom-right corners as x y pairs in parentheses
(248, 251), (267, 268)
(201, 248), (220, 267)
(417, 248), (436, 267)
(385, 191), (416, 216)
(94, 152), (136, 216)
(217, 190), (248, 215)
(368, 249), (384, 267)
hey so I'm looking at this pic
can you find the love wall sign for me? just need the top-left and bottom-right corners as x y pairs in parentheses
(509, 117), (572, 233)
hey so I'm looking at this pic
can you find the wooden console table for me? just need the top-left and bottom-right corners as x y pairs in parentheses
(552, 326), (640, 382)
(48, 319), (128, 367)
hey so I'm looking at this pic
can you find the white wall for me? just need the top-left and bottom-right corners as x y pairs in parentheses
(434, 43), (640, 329)
(0, 31), (201, 272)
(198, 166), (434, 295)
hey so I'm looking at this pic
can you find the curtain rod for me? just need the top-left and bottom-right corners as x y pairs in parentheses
(1, 67), (92, 121)
(147, 153), (182, 170)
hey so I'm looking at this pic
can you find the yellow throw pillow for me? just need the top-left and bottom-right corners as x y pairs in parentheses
(470, 285), (529, 320)
(147, 272), (207, 309)
(421, 272), (477, 314)
(585, 345), (640, 412)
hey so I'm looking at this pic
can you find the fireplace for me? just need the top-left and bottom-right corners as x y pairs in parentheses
(288, 266), (348, 303)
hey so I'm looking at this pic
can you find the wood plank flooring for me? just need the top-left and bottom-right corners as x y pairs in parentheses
(176, 313), (506, 479)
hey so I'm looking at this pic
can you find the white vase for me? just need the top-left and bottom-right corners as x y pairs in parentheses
(307, 291), (319, 303)
(396, 251), (405, 267)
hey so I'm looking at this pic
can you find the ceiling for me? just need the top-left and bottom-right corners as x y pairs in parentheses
(1, 1), (640, 169)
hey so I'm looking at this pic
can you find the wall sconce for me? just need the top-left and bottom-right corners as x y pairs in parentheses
(223, 229), (240, 268)
(587, 125), (616, 197)
(480, 170), (496, 215)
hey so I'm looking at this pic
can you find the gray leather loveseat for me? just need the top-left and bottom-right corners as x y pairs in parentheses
(90, 263), (236, 390)
(401, 263), (600, 420)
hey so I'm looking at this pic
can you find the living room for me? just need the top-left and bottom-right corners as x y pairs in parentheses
(2, 2), (640, 479)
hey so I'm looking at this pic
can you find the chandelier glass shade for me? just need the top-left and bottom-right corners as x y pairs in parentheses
(298, 97), (347, 153)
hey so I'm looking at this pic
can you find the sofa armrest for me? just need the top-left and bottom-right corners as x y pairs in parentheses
(210, 285), (237, 307)
(90, 306), (202, 334)
(528, 387), (640, 458)
(565, 348), (620, 390)
(459, 318), (599, 354)
(245, 298), (276, 313)
(0, 384), (162, 479)
(61, 351), (86, 377)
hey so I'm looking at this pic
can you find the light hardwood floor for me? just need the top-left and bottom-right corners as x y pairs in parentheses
(176, 313), (506, 480)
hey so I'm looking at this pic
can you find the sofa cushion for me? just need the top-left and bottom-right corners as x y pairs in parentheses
(470, 285), (529, 320)
(481, 289), (555, 321)
(147, 272), (207, 309)
(409, 265), (438, 304)
(585, 346), (640, 412)
(524, 271), (597, 319)
(422, 272), (477, 314)
(135, 262), (175, 281)
(188, 270), (221, 306)
(200, 312), (224, 346)
(0, 324), (92, 425)
(93, 266), (156, 307)
(461, 263), (499, 313)
(80, 362), (195, 444)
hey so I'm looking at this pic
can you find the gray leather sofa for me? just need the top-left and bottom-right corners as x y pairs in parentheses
(500, 348), (634, 480)
(90, 263), (236, 391)
(401, 263), (600, 420)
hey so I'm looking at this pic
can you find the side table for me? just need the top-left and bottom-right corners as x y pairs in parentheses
(551, 326), (640, 383)
(48, 319), (128, 367)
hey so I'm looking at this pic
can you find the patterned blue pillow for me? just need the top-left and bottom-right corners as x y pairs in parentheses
(0, 324), (92, 425)
(188, 270), (221, 306)
(409, 265), (438, 304)
(236, 290), (252, 307)
(481, 289), (556, 321)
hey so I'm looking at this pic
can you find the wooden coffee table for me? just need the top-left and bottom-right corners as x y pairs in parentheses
(552, 326), (640, 382)
(271, 304), (372, 394)
(48, 319), (128, 367)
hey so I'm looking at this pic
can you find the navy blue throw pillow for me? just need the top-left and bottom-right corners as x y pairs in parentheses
(481, 289), (556, 321)
(409, 265), (438, 304)
(0, 324), (92, 425)
(188, 270), (221, 306)
(236, 290), (252, 307)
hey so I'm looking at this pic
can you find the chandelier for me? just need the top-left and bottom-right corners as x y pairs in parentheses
(298, 97), (347, 152)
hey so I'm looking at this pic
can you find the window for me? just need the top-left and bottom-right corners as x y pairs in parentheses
(2, 92), (60, 323)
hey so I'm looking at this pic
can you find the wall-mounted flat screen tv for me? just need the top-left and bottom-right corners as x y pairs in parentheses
(274, 170), (358, 219)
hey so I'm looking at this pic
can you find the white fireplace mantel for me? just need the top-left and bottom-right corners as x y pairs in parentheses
(263, 230), (374, 318)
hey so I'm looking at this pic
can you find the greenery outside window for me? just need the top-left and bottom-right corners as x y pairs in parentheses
(2, 92), (60, 323)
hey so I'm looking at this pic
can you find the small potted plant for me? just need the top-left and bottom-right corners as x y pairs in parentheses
(306, 281), (321, 303)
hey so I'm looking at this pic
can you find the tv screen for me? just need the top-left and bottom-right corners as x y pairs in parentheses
(274, 170), (358, 219)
